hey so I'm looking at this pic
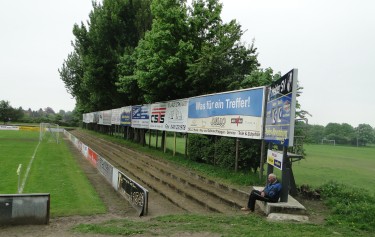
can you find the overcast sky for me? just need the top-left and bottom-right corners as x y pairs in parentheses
(1, 0), (374, 127)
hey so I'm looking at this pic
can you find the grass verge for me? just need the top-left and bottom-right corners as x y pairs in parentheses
(24, 138), (106, 216)
(1, 130), (106, 217)
(73, 212), (371, 237)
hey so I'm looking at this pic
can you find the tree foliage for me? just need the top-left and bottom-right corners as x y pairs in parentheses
(132, 0), (190, 103)
(0, 100), (16, 124)
(60, 0), (153, 112)
(186, 0), (259, 95)
(0, 100), (78, 126)
(302, 122), (375, 146)
(59, 0), (315, 170)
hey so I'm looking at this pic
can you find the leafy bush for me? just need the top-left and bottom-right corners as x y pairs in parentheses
(188, 135), (262, 173)
(320, 182), (375, 231)
(214, 137), (236, 168)
(188, 134), (214, 163)
(238, 139), (261, 172)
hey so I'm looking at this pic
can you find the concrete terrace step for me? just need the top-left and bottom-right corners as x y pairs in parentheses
(253, 186), (307, 216)
(72, 132), (206, 214)
(267, 213), (309, 222)
(72, 130), (244, 214)
(83, 133), (249, 209)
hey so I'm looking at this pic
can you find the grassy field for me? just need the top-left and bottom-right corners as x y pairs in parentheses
(0, 130), (106, 216)
(146, 132), (375, 193)
(4, 129), (373, 235)
(291, 144), (375, 194)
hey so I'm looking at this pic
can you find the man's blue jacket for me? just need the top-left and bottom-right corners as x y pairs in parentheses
(264, 181), (282, 201)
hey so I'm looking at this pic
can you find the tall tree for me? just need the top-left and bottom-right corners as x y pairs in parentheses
(0, 100), (12, 124)
(60, 0), (152, 111)
(186, 0), (259, 95)
(356, 124), (375, 146)
(133, 0), (190, 103)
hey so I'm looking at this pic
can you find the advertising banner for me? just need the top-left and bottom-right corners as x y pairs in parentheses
(131, 105), (150, 129)
(98, 111), (104, 124)
(112, 167), (119, 190)
(102, 110), (112, 126)
(117, 171), (148, 216)
(267, 149), (283, 170)
(187, 87), (265, 139)
(19, 126), (39, 131)
(0, 125), (19, 130)
(98, 156), (114, 184)
(93, 112), (99, 124)
(87, 113), (94, 123)
(264, 69), (298, 147)
(111, 108), (122, 125)
(164, 99), (188, 132)
(82, 144), (89, 158)
(149, 102), (167, 130)
(120, 106), (132, 126)
(87, 148), (98, 167)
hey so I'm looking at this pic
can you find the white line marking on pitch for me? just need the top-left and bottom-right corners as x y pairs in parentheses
(19, 141), (41, 193)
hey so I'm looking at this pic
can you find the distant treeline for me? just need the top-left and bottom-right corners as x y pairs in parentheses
(295, 122), (375, 146)
(0, 100), (79, 127)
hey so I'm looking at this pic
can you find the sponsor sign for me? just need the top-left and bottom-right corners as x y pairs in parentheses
(87, 113), (94, 123)
(164, 99), (188, 132)
(102, 110), (112, 125)
(92, 112), (99, 124)
(82, 144), (89, 158)
(112, 167), (119, 190)
(267, 149), (283, 170)
(98, 111), (104, 124)
(187, 87), (265, 139)
(20, 126), (39, 131)
(131, 105), (150, 129)
(120, 106), (132, 126)
(0, 125), (19, 130)
(149, 103), (167, 130)
(87, 148), (98, 167)
(98, 156), (114, 183)
(264, 69), (298, 146)
(117, 171), (148, 216)
(111, 108), (122, 125)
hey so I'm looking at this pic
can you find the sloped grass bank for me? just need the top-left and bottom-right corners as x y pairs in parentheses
(320, 182), (375, 231)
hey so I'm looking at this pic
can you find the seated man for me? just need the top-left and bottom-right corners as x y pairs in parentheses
(241, 173), (282, 212)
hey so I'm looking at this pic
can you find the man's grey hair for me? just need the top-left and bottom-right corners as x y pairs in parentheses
(268, 173), (277, 179)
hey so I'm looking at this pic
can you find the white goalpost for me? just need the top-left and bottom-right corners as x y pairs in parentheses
(39, 123), (60, 144)
(321, 139), (335, 146)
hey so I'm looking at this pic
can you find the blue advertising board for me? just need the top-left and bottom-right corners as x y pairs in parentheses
(120, 106), (132, 126)
(264, 69), (298, 146)
(187, 87), (265, 139)
(131, 105), (150, 129)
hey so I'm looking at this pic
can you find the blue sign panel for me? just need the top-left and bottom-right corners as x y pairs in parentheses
(187, 87), (265, 139)
(264, 69), (298, 146)
(131, 105), (150, 129)
(120, 106), (132, 127)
